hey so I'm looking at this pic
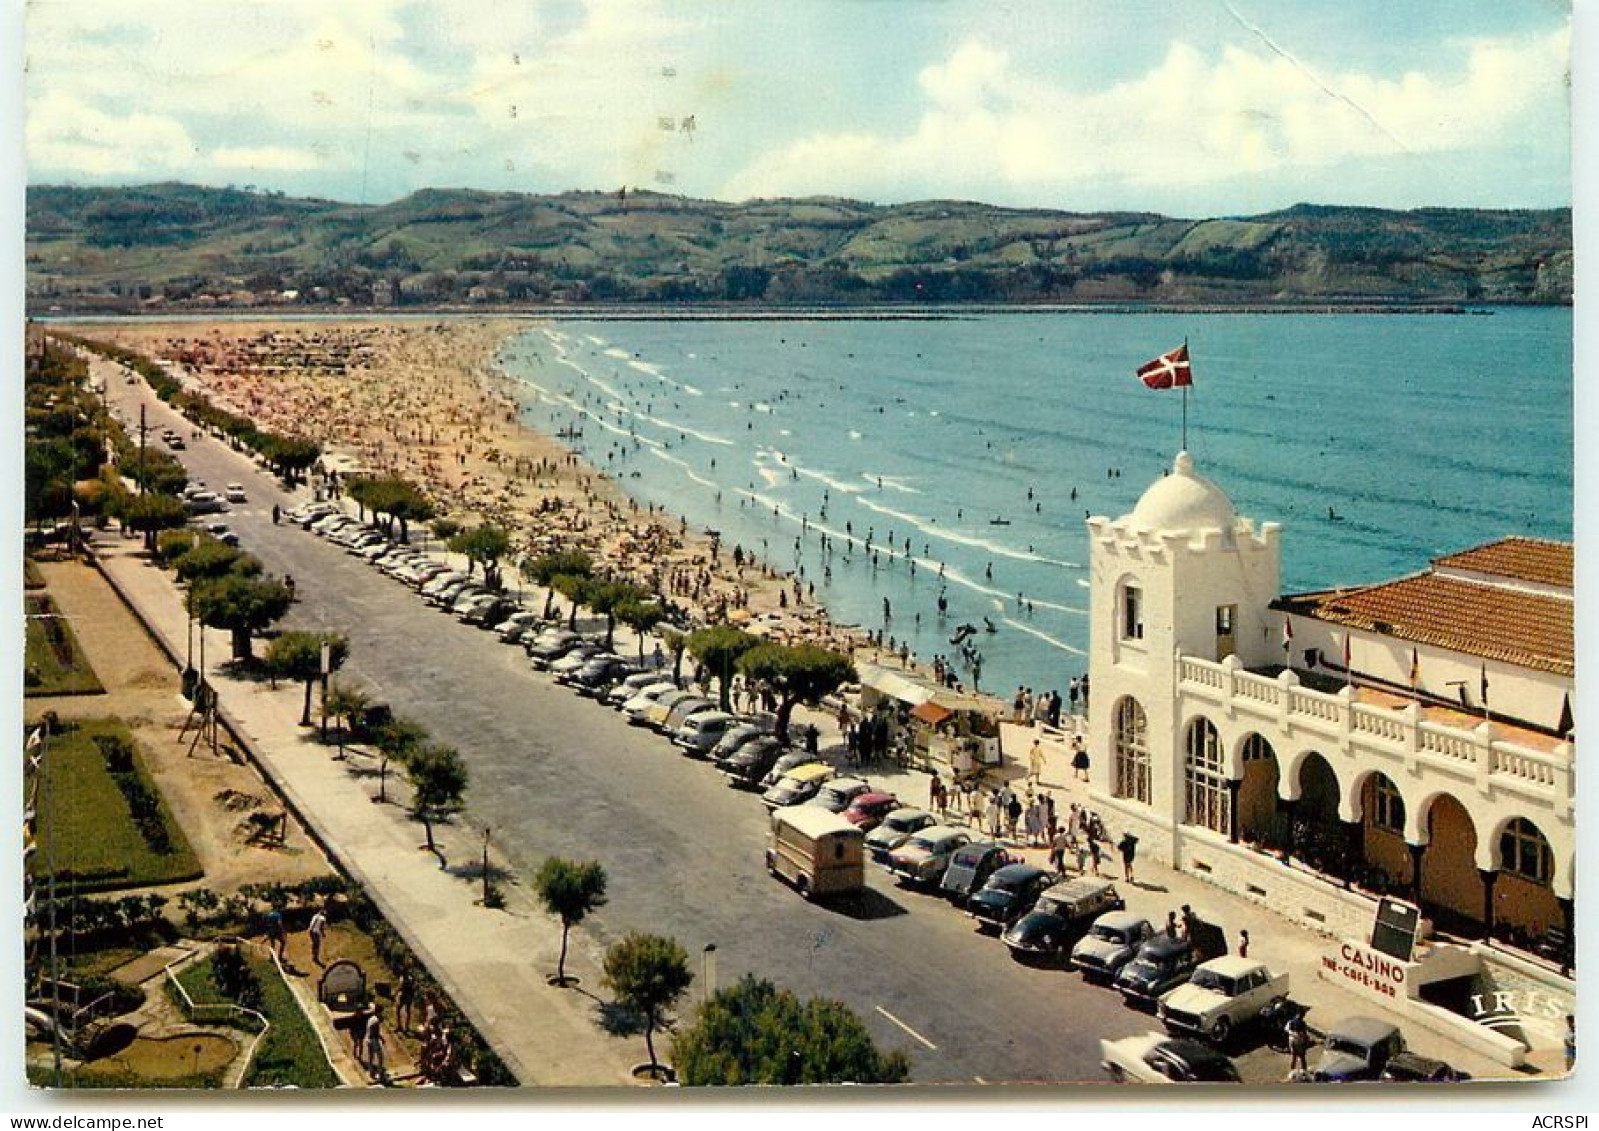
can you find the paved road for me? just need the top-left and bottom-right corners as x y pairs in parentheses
(98, 362), (1295, 1086)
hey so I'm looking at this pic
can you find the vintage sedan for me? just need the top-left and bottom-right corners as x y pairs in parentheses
(862, 808), (935, 862)
(1099, 1032), (1241, 1084)
(841, 791), (902, 831)
(886, 826), (972, 888)
(967, 864), (1055, 932)
(1002, 876), (1124, 959)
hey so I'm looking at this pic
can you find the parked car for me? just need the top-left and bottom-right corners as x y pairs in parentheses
(1158, 957), (1290, 1044)
(1313, 1017), (1407, 1082)
(662, 696), (719, 733)
(1381, 1051), (1466, 1083)
(710, 723), (770, 763)
(1071, 912), (1157, 982)
(398, 561), (450, 587)
(420, 571), (469, 600)
(458, 594), (512, 625)
(761, 748), (820, 789)
(293, 503), (340, 527)
(621, 682), (684, 723)
(447, 587), (491, 615)
(183, 492), (227, 515)
(608, 671), (674, 708)
(939, 841), (1013, 906)
(360, 540), (400, 561)
(886, 825), (972, 888)
(1099, 1033), (1241, 1084)
(809, 777), (872, 814)
(566, 655), (636, 695)
(720, 737), (787, 789)
(547, 642), (608, 676)
(862, 808), (935, 862)
(527, 631), (587, 668)
(495, 611), (544, 641)
(1116, 933), (1225, 1010)
(968, 864), (1056, 933)
(761, 763), (835, 809)
(1002, 876), (1125, 959)
(674, 711), (739, 756)
(841, 791), (900, 831)
(639, 690), (702, 730)
(224, 484), (247, 503)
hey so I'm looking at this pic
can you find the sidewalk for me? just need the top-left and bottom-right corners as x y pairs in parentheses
(91, 535), (648, 1086)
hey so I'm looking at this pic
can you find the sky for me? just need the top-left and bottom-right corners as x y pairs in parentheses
(22, 0), (1574, 216)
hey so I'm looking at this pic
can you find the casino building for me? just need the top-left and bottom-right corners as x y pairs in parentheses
(1084, 452), (1574, 978)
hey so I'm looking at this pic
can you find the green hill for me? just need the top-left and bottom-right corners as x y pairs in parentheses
(25, 182), (1572, 312)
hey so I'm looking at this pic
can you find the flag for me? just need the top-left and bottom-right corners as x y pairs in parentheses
(1479, 664), (1490, 709)
(1281, 616), (1293, 654)
(1138, 344), (1193, 389)
(1408, 647), (1420, 688)
(1559, 692), (1574, 737)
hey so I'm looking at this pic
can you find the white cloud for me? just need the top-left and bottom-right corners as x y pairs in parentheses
(721, 27), (1570, 206)
(211, 145), (324, 172)
(26, 92), (196, 177)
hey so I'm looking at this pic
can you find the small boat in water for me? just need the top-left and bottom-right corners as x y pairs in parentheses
(989, 517), (1011, 526)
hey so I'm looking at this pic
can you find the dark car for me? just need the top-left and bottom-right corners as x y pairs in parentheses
(1003, 876), (1125, 961)
(1381, 1051), (1466, 1083)
(565, 655), (637, 693)
(967, 864), (1055, 932)
(1116, 933), (1221, 1010)
(939, 842), (1012, 906)
(525, 629), (582, 663)
(710, 723), (770, 763)
(1313, 1017), (1407, 1082)
(720, 736), (786, 788)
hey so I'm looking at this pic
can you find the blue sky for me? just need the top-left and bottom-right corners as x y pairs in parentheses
(23, 0), (1572, 214)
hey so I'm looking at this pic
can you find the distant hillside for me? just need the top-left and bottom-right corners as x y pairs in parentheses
(25, 182), (1572, 312)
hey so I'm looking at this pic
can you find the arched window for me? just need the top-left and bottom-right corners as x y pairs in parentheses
(1500, 818), (1554, 885)
(1113, 697), (1150, 803)
(1370, 775), (1405, 835)
(1184, 716), (1229, 834)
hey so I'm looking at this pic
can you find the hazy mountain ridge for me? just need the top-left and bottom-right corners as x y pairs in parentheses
(26, 182), (1572, 311)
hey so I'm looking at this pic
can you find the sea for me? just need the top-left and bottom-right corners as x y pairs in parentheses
(493, 308), (1572, 698)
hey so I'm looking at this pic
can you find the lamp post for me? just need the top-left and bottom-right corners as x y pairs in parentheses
(701, 943), (717, 1003)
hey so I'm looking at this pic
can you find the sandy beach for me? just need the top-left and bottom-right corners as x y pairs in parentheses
(68, 318), (886, 663)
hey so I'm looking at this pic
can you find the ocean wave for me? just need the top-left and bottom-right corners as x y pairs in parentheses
(634, 414), (735, 447)
(864, 472), (922, 494)
(1001, 617), (1087, 657)
(650, 449), (722, 490)
(852, 496), (1082, 570)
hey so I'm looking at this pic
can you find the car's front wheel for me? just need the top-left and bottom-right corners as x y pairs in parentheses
(1210, 1016), (1232, 1044)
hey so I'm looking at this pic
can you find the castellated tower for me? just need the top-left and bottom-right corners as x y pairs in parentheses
(1084, 451), (1281, 862)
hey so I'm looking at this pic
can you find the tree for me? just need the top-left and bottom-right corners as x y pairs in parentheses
(533, 858), (608, 986)
(737, 643), (856, 743)
(189, 573), (294, 661)
(262, 435), (321, 484)
(370, 715), (427, 804)
(602, 932), (692, 1078)
(660, 628), (687, 684)
(265, 631), (349, 726)
(687, 625), (759, 711)
(585, 579), (644, 650)
(448, 524), (511, 588)
(124, 492), (189, 552)
(407, 743), (468, 860)
(672, 975), (911, 1085)
(323, 682), (370, 756)
(173, 538), (259, 583)
(522, 551), (592, 619)
(616, 600), (665, 661)
(551, 572), (593, 630)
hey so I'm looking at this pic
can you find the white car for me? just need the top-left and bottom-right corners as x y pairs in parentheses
(225, 484), (247, 503)
(1098, 1032), (1242, 1084)
(620, 682), (681, 722)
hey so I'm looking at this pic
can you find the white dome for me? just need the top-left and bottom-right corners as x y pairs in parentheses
(1127, 451), (1238, 533)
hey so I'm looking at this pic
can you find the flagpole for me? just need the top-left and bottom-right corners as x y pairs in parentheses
(1182, 337), (1189, 451)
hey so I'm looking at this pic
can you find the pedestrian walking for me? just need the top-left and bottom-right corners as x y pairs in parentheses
(1238, 929), (1250, 959)
(365, 1009), (387, 1082)
(1181, 904), (1198, 940)
(1028, 738), (1044, 783)
(1087, 835), (1102, 875)
(1070, 734), (1090, 782)
(1044, 793), (1058, 842)
(1286, 1014), (1312, 1073)
(1005, 792), (1022, 840)
(271, 504), (281, 525)
(985, 791), (1003, 838)
(307, 905), (328, 966)
(1118, 832), (1139, 883)
(265, 908), (287, 959)
(396, 972), (417, 1034)
(1049, 829), (1070, 873)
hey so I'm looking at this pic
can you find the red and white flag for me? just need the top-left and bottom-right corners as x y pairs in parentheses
(1281, 616), (1293, 654)
(1138, 344), (1193, 389)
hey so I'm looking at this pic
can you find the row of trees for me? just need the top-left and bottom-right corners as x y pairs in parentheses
(157, 529), (293, 662)
(531, 855), (906, 1084)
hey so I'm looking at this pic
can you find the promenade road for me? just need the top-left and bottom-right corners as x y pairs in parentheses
(87, 349), (1519, 1087)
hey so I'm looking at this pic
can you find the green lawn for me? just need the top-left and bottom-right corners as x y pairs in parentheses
(24, 593), (103, 696)
(176, 950), (338, 1089)
(27, 719), (201, 893)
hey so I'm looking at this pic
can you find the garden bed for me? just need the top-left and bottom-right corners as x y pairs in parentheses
(175, 947), (338, 1089)
(25, 593), (103, 696)
(27, 719), (201, 893)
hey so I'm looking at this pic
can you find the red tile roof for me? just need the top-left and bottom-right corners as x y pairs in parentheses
(1433, 537), (1572, 590)
(1286, 572), (1573, 677)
